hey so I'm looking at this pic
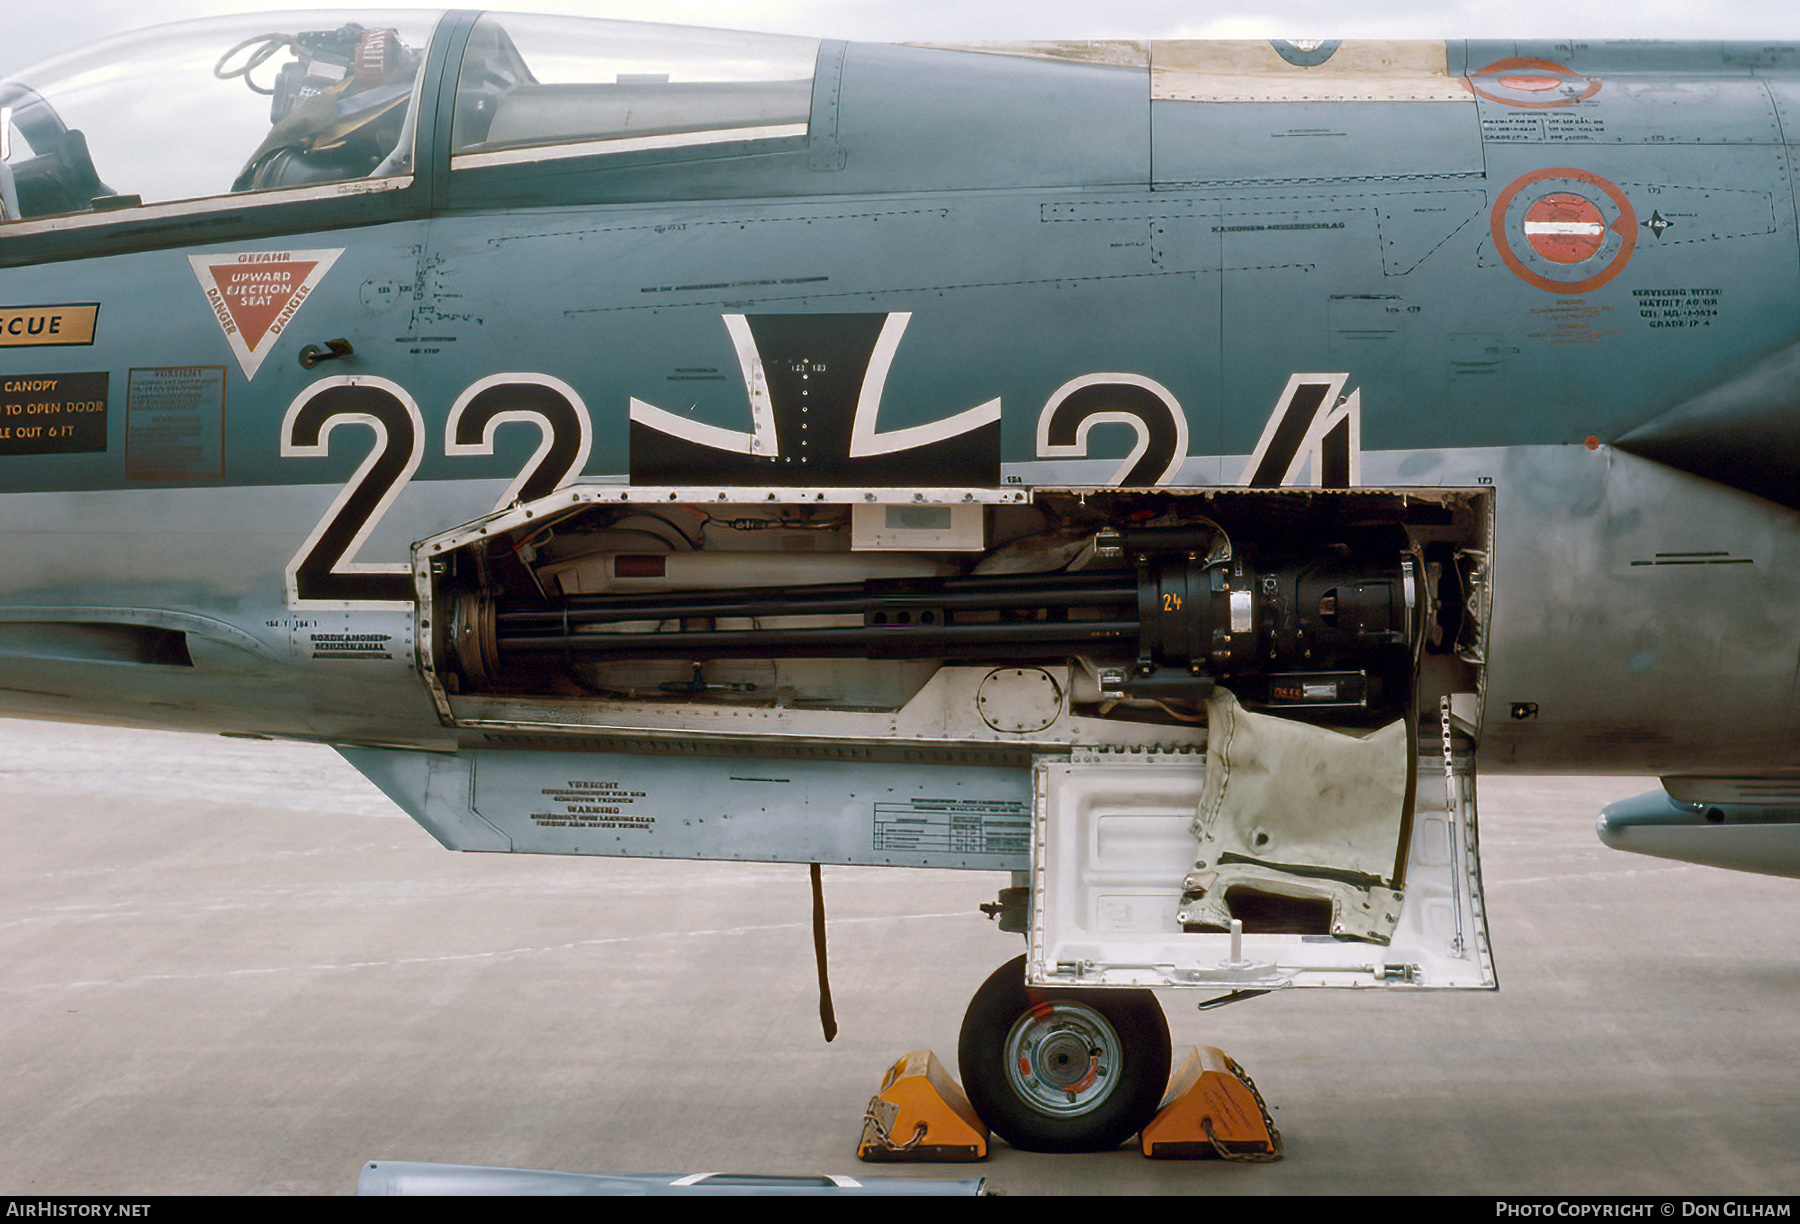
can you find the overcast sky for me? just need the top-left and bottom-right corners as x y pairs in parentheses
(9, 0), (1800, 77)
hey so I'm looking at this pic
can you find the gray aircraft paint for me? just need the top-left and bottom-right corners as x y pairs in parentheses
(3, 18), (1799, 967)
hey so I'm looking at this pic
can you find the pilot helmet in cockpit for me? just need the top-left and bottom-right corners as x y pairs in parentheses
(218, 23), (421, 192)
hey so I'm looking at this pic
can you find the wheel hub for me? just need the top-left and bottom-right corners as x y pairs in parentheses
(1003, 1000), (1122, 1116)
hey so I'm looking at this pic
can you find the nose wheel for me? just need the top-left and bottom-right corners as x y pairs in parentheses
(957, 955), (1170, 1153)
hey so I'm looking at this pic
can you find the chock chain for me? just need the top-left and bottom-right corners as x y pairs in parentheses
(1201, 1055), (1284, 1162)
(859, 1097), (928, 1152)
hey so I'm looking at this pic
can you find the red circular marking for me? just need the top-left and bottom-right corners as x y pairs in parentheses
(1491, 167), (1637, 294)
(1463, 57), (1602, 108)
(1585, 436), (1600, 451)
(1524, 193), (1606, 264)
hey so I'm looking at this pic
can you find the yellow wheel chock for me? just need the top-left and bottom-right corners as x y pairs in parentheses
(858, 1049), (989, 1162)
(1139, 1046), (1282, 1160)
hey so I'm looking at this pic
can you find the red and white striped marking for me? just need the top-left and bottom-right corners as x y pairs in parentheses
(1523, 194), (1607, 264)
(1491, 167), (1637, 293)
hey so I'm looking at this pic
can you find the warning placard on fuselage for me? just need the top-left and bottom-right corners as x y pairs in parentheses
(0, 372), (107, 454)
(467, 751), (1032, 869)
(126, 366), (224, 479)
(0, 304), (99, 347)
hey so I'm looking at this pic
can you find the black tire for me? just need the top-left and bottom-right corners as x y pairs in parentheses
(957, 954), (1171, 1153)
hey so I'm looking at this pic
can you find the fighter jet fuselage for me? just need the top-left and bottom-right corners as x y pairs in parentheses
(3, 11), (1797, 1153)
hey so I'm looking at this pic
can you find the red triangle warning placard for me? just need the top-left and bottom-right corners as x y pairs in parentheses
(188, 248), (343, 379)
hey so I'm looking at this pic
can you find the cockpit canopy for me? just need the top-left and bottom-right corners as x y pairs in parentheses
(0, 9), (818, 221)
(0, 12), (439, 217)
(450, 14), (816, 167)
